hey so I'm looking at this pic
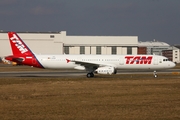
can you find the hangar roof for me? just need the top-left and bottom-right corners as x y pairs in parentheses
(0, 31), (60, 34)
(138, 41), (170, 47)
(173, 44), (180, 48)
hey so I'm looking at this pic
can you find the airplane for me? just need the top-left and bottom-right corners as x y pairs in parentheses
(5, 32), (176, 78)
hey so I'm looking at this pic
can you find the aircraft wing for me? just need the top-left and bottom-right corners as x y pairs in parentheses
(67, 59), (116, 71)
(72, 60), (100, 67)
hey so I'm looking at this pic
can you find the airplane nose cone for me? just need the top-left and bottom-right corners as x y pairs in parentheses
(172, 62), (176, 67)
(167, 62), (176, 68)
(170, 62), (176, 68)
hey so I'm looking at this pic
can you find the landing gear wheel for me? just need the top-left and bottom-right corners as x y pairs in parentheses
(153, 70), (158, 78)
(154, 74), (158, 78)
(87, 73), (94, 78)
(114, 69), (117, 74)
(91, 73), (94, 77)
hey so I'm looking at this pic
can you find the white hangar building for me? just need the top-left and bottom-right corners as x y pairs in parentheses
(0, 31), (138, 57)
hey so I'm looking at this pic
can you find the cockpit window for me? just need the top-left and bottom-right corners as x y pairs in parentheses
(163, 59), (169, 61)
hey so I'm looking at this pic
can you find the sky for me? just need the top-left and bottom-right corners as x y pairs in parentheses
(0, 0), (180, 45)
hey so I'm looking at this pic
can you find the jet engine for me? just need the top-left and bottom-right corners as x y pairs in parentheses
(95, 66), (116, 75)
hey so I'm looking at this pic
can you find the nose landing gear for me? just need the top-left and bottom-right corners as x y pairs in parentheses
(153, 70), (158, 78)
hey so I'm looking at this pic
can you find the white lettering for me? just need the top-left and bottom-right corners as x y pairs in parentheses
(10, 34), (19, 41)
(10, 34), (28, 54)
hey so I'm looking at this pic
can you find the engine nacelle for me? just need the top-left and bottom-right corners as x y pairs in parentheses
(95, 67), (116, 75)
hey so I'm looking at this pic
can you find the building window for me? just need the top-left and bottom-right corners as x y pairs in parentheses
(80, 46), (85, 54)
(112, 46), (117, 54)
(50, 35), (54, 38)
(64, 46), (69, 54)
(127, 47), (132, 55)
(96, 46), (101, 54)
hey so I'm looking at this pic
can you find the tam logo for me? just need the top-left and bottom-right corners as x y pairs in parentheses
(10, 34), (28, 54)
(125, 56), (153, 64)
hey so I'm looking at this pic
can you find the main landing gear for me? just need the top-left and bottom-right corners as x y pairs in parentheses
(87, 72), (94, 78)
(153, 70), (158, 78)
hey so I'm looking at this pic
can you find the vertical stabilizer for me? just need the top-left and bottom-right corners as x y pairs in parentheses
(6, 32), (44, 68)
(8, 32), (33, 56)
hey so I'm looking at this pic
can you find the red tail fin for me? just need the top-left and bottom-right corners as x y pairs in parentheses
(8, 32), (33, 56)
(6, 32), (44, 68)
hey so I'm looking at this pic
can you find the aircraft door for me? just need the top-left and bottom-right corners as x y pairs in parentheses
(153, 56), (158, 65)
(119, 57), (124, 65)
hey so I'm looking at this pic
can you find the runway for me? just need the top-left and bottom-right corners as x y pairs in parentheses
(0, 69), (179, 78)
(0, 71), (85, 77)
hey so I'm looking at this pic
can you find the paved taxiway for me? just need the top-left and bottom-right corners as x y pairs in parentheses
(0, 69), (179, 77)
